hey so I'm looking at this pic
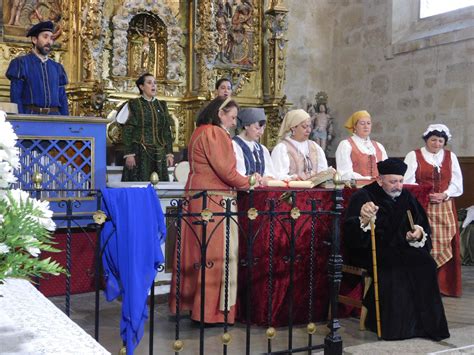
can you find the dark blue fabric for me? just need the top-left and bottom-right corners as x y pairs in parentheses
(233, 136), (265, 175)
(6, 53), (69, 115)
(100, 185), (166, 355)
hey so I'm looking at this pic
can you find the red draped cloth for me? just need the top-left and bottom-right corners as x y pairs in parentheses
(236, 188), (338, 327)
(236, 185), (431, 326)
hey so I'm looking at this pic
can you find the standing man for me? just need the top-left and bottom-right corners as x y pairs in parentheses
(344, 158), (450, 341)
(6, 21), (69, 115)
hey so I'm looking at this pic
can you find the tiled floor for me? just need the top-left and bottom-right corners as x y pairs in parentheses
(50, 266), (474, 354)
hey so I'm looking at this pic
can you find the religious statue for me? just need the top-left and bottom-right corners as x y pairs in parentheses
(215, 0), (254, 66)
(91, 81), (107, 112)
(5, 0), (63, 40)
(127, 13), (167, 78)
(8, 0), (26, 26)
(216, 0), (232, 63)
(309, 91), (334, 153)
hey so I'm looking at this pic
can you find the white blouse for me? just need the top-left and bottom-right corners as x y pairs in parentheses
(271, 138), (328, 180)
(335, 134), (388, 180)
(404, 147), (463, 198)
(232, 138), (276, 177)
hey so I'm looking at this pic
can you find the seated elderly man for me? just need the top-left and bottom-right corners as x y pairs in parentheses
(343, 158), (449, 341)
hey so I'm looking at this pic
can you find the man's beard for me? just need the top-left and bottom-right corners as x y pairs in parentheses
(36, 44), (51, 56)
(386, 189), (402, 199)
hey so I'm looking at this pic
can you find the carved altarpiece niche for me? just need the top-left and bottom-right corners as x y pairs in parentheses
(0, 0), (290, 150)
(127, 13), (167, 81)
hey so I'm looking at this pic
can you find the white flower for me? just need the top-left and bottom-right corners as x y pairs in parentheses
(26, 246), (41, 257)
(22, 236), (41, 257)
(31, 198), (56, 231)
(3, 189), (30, 205)
(2, 190), (56, 231)
(0, 120), (18, 150)
(0, 147), (20, 168)
(31, 198), (54, 219)
(32, 216), (56, 231)
(0, 162), (17, 187)
(0, 243), (10, 254)
(0, 213), (3, 224)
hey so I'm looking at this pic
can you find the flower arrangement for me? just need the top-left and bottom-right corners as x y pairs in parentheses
(0, 110), (65, 284)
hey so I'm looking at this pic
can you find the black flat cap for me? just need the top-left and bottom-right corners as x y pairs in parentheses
(26, 21), (54, 37)
(377, 158), (408, 176)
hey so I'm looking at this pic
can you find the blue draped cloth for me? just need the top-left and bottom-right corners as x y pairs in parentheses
(100, 185), (166, 355)
(6, 53), (69, 115)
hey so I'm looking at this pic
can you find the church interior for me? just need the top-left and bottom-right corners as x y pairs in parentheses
(0, 0), (473, 354)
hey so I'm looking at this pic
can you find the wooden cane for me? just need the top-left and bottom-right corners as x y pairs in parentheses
(370, 220), (382, 339)
(407, 210), (415, 232)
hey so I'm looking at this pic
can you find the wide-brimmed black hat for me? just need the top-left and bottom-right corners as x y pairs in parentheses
(26, 21), (54, 37)
(377, 158), (407, 176)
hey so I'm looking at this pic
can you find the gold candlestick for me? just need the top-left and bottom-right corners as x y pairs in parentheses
(150, 172), (159, 187)
(32, 171), (43, 190)
(333, 171), (343, 189)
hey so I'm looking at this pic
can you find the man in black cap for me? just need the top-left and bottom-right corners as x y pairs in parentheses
(344, 158), (450, 341)
(5, 21), (69, 115)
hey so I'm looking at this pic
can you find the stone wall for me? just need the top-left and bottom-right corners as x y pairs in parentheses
(284, 1), (474, 157)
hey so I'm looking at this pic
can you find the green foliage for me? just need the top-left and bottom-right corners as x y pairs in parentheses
(0, 190), (66, 283)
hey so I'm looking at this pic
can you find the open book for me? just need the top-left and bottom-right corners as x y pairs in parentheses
(267, 167), (336, 188)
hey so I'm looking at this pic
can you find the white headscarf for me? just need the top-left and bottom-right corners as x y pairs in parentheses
(277, 109), (310, 140)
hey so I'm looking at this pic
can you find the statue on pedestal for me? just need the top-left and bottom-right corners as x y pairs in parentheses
(309, 91), (334, 153)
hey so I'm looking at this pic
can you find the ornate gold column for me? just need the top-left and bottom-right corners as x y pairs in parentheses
(263, 1), (289, 148)
(80, 0), (107, 82)
(194, 0), (218, 96)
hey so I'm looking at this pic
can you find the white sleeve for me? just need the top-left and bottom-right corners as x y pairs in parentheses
(445, 152), (463, 197)
(403, 151), (418, 184)
(271, 143), (293, 180)
(313, 142), (328, 172)
(231, 140), (247, 176)
(116, 103), (130, 124)
(335, 139), (365, 180)
(377, 142), (388, 160)
(262, 145), (276, 178)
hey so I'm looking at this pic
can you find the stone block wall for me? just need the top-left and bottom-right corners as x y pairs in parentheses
(284, 0), (474, 158)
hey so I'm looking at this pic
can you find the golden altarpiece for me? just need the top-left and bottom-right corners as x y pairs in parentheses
(0, 0), (290, 153)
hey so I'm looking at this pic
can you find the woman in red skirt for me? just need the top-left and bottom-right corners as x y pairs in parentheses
(404, 124), (463, 296)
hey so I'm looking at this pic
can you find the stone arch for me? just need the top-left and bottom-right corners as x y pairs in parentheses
(111, 1), (184, 82)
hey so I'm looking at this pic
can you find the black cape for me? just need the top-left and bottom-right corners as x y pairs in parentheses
(343, 182), (449, 341)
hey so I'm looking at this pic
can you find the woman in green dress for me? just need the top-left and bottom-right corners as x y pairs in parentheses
(121, 73), (174, 182)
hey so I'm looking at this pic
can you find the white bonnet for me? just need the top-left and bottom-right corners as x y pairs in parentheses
(423, 124), (452, 140)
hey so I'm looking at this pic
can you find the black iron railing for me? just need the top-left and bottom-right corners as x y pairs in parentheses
(25, 187), (343, 355)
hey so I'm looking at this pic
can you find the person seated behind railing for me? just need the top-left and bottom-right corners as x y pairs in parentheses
(271, 109), (328, 181)
(232, 107), (275, 184)
(335, 110), (387, 181)
(343, 158), (449, 341)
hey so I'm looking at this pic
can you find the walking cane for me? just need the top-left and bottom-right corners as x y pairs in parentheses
(370, 219), (382, 339)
